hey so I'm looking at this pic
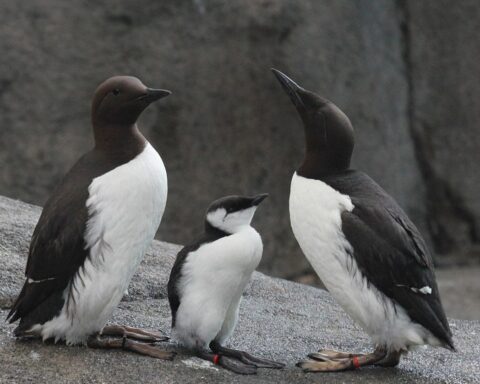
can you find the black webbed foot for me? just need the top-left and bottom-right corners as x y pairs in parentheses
(209, 340), (285, 369)
(196, 349), (257, 375)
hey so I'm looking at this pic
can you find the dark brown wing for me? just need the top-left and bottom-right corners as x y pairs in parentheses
(7, 150), (112, 326)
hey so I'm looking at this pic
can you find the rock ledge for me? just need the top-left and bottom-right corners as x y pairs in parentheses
(0, 196), (478, 383)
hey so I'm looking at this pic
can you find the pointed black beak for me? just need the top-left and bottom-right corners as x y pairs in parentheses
(251, 193), (269, 206)
(141, 88), (172, 103)
(271, 68), (305, 109)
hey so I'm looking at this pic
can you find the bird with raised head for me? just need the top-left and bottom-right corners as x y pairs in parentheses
(272, 68), (454, 372)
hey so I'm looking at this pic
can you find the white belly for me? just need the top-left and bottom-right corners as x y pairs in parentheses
(289, 172), (438, 351)
(36, 143), (167, 344)
(174, 227), (262, 349)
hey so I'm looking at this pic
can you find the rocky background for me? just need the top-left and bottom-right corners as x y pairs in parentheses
(0, 0), (479, 281)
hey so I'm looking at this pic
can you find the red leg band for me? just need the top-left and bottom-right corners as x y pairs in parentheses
(213, 354), (220, 365)
(352, 356), (360, 369)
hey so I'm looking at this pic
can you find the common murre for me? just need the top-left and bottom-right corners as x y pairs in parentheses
(167, 194), (285, 374)
(7, 76), (174, 360)
(272, 68), (454, 372)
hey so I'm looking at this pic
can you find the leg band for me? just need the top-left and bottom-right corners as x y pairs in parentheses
(352, 356), (360, 369)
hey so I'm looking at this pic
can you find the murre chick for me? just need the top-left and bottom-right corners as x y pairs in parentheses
(7, 76), (175, 360)
(167, 194), (285, 374)
(272, 69), (454, 372)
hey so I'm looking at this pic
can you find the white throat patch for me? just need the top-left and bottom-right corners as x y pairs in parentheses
(206, 207), (256, 234)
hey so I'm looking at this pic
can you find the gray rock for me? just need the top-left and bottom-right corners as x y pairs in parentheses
(0, 0), (430, 280)
(436, 266), (480, 321)
(406, 0), (480, 258)
(1, 196), (479, 383)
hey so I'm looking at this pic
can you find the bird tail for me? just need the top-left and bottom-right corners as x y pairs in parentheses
(443, 337), (456, 352)
(6, 281), (27, 323)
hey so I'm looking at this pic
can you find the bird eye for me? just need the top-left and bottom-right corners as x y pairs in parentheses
(112, 89), (120, 96)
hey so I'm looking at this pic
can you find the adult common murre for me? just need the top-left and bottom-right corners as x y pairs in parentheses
(167, 194), (285, 374)
(272, 68), (454, 372)
(7, 76), (174, 360)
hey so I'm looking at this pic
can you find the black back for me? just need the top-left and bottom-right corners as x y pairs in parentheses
(321, 170), (454, 349)
(7, 145), (143, 333)
(167, 223), (228, 328)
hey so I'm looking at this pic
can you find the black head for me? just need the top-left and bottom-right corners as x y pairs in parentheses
(271, 68), (354, 178)
(91, 76), (171, 127)
(205, 194), (268, 234)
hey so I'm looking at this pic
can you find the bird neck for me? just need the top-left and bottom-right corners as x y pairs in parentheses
(298, 150), (351, 180)
(204, 220), (230, 237)
(93, 123), (146, 156)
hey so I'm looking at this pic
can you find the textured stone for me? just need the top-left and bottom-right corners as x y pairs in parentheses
(0, 0), (430, 280)
(406, 0), (480, 259)
(1, 196), (480, 383)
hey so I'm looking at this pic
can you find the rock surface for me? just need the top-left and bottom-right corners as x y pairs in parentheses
(5, 0), (477, 281)
(1, 196), (479, 383)
(435, 266), (480, 321)
(406, 0), (480, 258)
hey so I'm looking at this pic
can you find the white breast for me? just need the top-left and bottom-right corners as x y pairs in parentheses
(36, 143), (167, 344)
(289, 173), (354, 295)
(289, 172), (440, 352)
(174, 227), (262, 349)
